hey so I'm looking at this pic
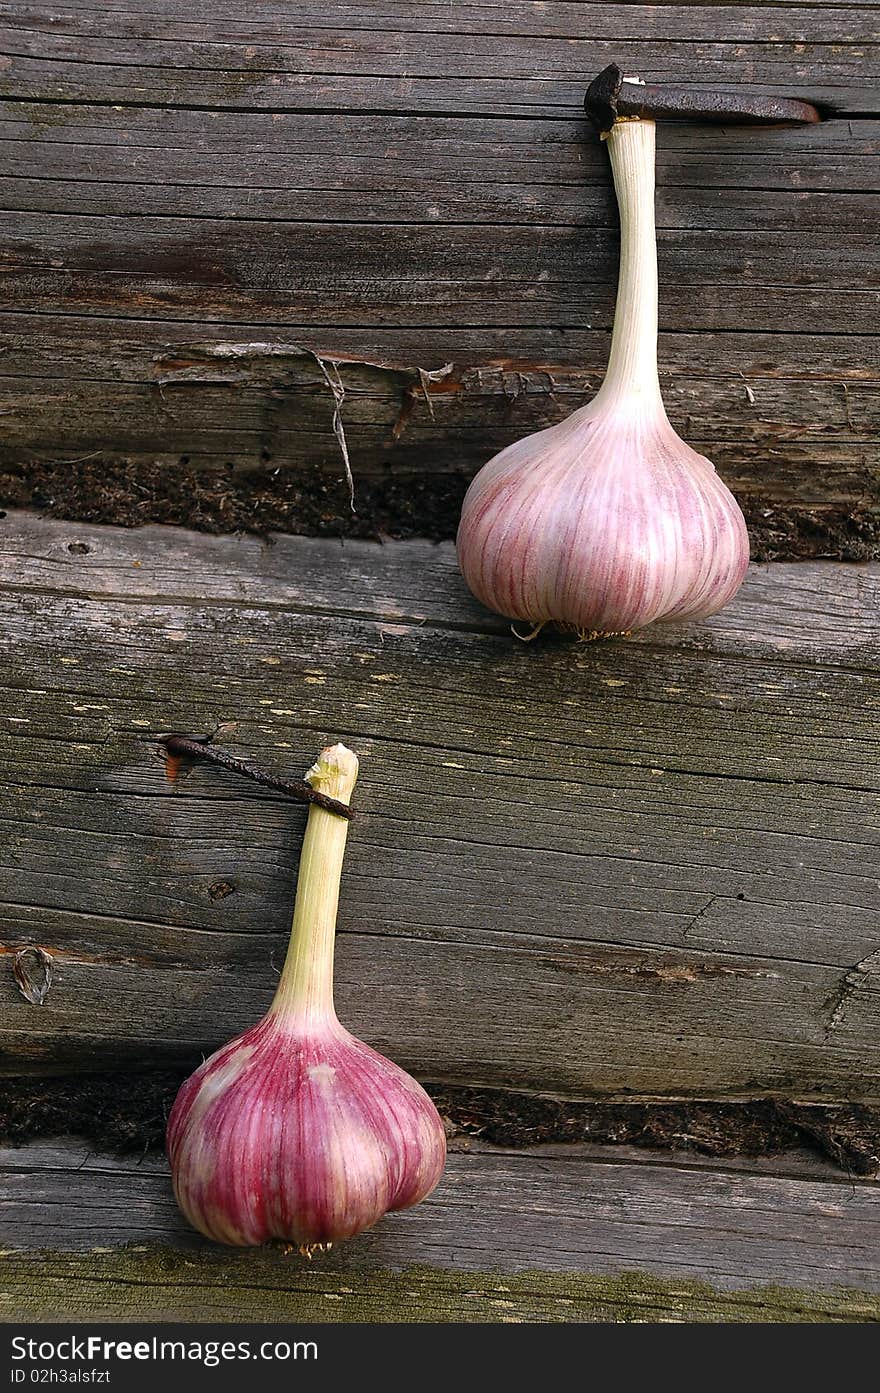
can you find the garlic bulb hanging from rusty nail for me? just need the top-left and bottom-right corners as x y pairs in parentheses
(167, 744), (446, 1252)
(457, 115), (749, 639)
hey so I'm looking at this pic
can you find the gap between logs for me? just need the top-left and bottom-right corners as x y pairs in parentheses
(0, 1075), (877, 1177)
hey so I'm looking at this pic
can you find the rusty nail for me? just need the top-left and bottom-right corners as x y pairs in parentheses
(585, 63), (821, 134)
(159, 734), (355, 821)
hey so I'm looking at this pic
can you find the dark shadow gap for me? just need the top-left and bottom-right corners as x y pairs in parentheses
(2, 1070), (878, 1176)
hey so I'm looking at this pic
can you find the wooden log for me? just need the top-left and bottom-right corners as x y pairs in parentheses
(0, 213), (874, 333)
(1, 7), (875, 115)
(3, 105), (878, 220)
(0, 514), (878, 1097)
(0, 2), (877, 556)
(1, 1140), (879, 1321)
(6, 2), (879, 48)
(2, 317), (875, 501)
(0, 319), (876, 556)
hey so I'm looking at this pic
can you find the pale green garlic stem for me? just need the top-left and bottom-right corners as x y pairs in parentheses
(270, 743), (359, 1022)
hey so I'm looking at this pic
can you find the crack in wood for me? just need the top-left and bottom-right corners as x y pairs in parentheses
(824, 949), (880, 1038)
(2, 1076), (879, 1178)
(682, 893), (720, 939)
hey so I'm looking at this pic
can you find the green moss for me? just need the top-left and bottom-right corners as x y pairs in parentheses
(1, 1247), (878, 1323)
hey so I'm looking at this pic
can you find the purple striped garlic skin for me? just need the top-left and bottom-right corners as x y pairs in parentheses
(167, 1014), (446, 1248)
(166, 743), (446, 1251)
(457, 115), (749, 637)
(457, 403), (749, 635)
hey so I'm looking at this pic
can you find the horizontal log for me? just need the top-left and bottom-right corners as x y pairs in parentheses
(1, 20), (875, 116)
(4, 315), (876, 383)
(14, 17), (872, 75)
(5, 368), (876, 442)
(1, 1140), (879, 1321)
(7, 2), (880, 47)
(2, 107), (877, 223)
(0, 6), (876, 558)
(0, 376), (874, 531)
(0, 212), (875, 334)
(9, 175), (877, 232)
(2, 107), (875, 187)
(0, 514), (878, 1096)
(3, 326), (876, 558)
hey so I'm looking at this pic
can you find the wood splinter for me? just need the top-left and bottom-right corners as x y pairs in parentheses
(13, 947), (54, 1006)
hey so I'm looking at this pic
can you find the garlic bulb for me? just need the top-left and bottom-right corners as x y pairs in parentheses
(457, 116), (749, 637)
(167, 744), (446, 1251)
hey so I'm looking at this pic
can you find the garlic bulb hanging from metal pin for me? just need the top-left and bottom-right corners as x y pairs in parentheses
(167, 744), (446, 1252)
(457, 98), (749, 639)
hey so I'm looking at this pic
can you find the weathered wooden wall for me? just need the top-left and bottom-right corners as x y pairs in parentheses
(3, 1140), (879, 1321)
(0, 2), (877, 548)
(0, 4), (878, 1324)
(1, 514), (878, 1099)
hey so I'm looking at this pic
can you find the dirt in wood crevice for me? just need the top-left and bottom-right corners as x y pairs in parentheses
(1, 456), (879, 561)
(434, 1087), (880, 1177)
(0, 459), (464, 544)
(1, 1072), (877, 1176)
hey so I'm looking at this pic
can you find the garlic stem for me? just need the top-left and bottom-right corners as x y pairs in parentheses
(597, 118), (663, 413)
(270, 743), (358, 1022)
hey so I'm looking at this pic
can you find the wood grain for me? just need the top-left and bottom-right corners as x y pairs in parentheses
(0, 1), (876, 554)
(0, 514), (878, 1097)
(0, 212), (875, 333)
(2, 7), (876, 114)
(2, 1139), (879, 1321)
(3, 106), (877, 219)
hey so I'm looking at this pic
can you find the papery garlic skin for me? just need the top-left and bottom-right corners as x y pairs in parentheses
(457, 404), (749, 635)
(167, 1014), (446, 1248)
(457, 118), (749, 636)
(167, 744), (446, 1250)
